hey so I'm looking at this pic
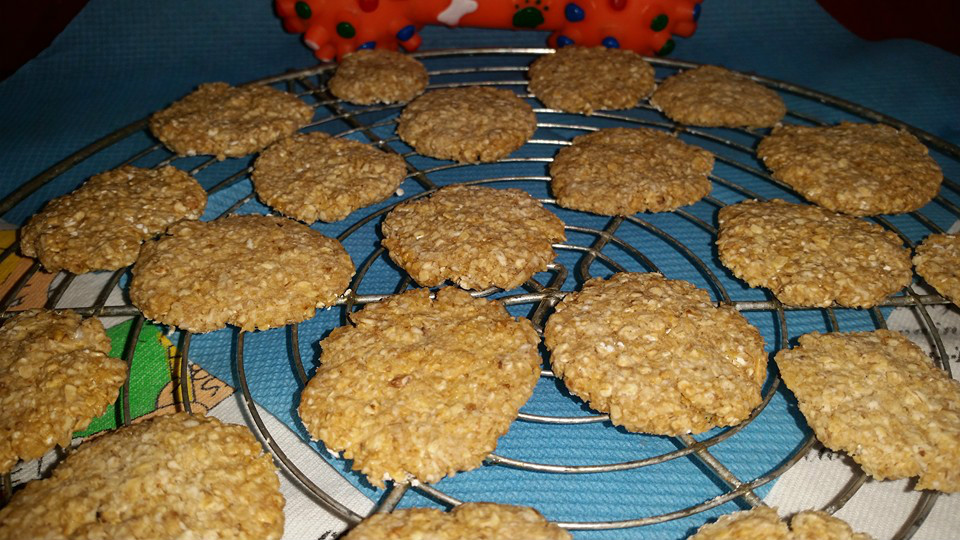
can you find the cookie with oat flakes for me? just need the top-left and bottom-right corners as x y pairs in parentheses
(0, 413), (285, 540)
(130, 214), (353, 333)
(528, 46), (655, 114)
(252, 132), (407, 223)
(776, 330), (960, 492)
(150, 82), (314, 160)
(757, 123), (942, 216)
(544, 272), (766, 436)
(329, 49), (428, 105)
(298, 287), (541, 488)
(342, 503), (571, 540)
(19, 165), (206, 274)
(0, 309), (126, 474)
(913, 233), (960, 308)
(549, 127), (714, 216)
(690, 507), (873, 540)
(717, 199), (911, 308)
(381, 185), (566, 290)
(396, 86), (536, 163)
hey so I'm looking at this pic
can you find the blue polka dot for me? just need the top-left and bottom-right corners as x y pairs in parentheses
(693, 3), (701, 21)
(602, 36), (620, 48)
(358, 40), (376, 50)
(396, 25), (415, 42)
(564, 3), (585, 22)
(556, 35), (575, 47)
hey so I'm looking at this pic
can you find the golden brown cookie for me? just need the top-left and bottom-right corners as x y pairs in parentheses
(913, 233), (960, 307)
(0, 413), (285, 540)
(19, 166), (207, 274)
(544, 273), (766, 436)
(396, 86), (536, 163)
(298, 287), (541, 488)
(650, 65), (786, 128)
(757, 123), (943, 216)
(690, 507), (872, 540)
(550, 127), (714, 216)
(776, 330), (960, 492)
(528, 46), (655, 114)
(252, 132), (407, 223)
(717, 199), (911, 308)
(329, 49), (428, 105)
(381, 185), (566, 290)
(341, 503), (571, 540)
(0, 309), (126, 474)
(130, 214), (354, 333)
(150, 82), (314, 160)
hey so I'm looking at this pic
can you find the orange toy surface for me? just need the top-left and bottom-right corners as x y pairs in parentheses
(275, 0), (703, 60)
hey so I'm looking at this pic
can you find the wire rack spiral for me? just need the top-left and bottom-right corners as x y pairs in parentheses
(1, 48), (958, 539)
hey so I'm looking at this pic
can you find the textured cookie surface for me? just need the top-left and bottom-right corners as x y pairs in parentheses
(650, 65), (786, 127)
(329, 49), (428, 105)
(150, 82), (314, 159)
(298, 287), (541, 488)
(528, 46), (655, 114)
(776, 330), (960, 492)
(342, 503), (571, 540)
(717, 199), (911, 307)
(382, 185), (565, 290)
(0, 413), (285, 540)
(550, 128), (714, 215)
(252, 132), (407, 223)
(19, 166), (206, 273)
(757, 123), (943, 215)
(130, 215), (354, 333)
(544, 273), (766, 436)
(690, 507), (872, 540)
(397, 86), (536, 163)
(0, 310), (125, 474)
(914, 233), (960, 307)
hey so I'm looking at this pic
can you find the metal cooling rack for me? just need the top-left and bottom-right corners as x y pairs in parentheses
(1, 48), (959, 539)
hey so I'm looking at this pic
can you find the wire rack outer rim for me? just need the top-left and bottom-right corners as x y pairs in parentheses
(1, 47), (958, 539)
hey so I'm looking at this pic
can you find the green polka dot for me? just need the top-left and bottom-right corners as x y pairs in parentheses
(650, 14), (668, 31)
(336, 22), (356, 39)
(657, 39), (675, 56)
(295, 1), (312, 19)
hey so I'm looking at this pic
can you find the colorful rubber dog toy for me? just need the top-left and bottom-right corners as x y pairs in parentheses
(276, 0), (703, 60)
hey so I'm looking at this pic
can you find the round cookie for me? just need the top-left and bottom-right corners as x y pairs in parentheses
(690, 507), (873, 540)
(650, 65), (786, 128)
(19, 166), (207, 274)
(544, 272), (766, 436)
(913, 233), (960, 307)
(329, 49), (428, 105)
(130, 214), (354, 333)
(776, 330), (960, 493)
(549, 127), (714, 216)
(252, 132), (408, 223)
(381, 185), (566, 290)
(150, 82), (314, 160)
(0, 309), (126, 474)
(757, 122), (943, 216)
(298, 287), (541, 488)
(528, 46), (655, 114)
(0, 413), (285, 540)
(342, 503), (571, 540)
(396, 87), (536, 163)
(717, 199), (912, 308)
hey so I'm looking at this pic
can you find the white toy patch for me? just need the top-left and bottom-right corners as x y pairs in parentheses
(437, 0), (479, 26)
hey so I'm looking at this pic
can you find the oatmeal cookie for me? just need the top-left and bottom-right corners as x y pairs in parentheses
(252, 132), (407, 223)
(690, 507), (872, 540)
(650, 65), (786, 127)
(717, 199), (911, 308)
(544, 272), (766, 436)
(913, 233), (960, 307)
(130, 214), (354, 333)
(19, 166), (206, 274)
(298, 287), (541, 488)
(329, 49), (428, 105)
(381, 185), (565, 290)
(342, 503), (570, 540)
(550, 127), (714, 215)
(150, 82), (314, 160)
(396, 86), (536, 163)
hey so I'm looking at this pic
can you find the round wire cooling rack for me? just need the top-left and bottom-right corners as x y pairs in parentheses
(2, 48), (959, 539)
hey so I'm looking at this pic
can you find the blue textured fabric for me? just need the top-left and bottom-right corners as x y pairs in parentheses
(2, 1), (959, 539)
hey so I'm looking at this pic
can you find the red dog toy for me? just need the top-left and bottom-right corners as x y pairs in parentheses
(276, 0), (703, 61)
